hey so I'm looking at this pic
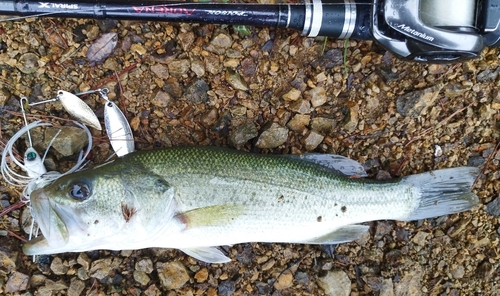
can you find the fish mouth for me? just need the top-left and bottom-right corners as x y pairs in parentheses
(23, 188), (72, 255)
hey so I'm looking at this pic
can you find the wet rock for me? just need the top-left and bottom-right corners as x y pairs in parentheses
(467, 155), (485, 167)
(87, 33), (118, 66)
(151, 90), (172, 108)
(343, 103), (359, 133)
(290, 99), (311, 114)
(375, 221), (393, 240)
(255, 123), (289, 149)
(157, 261), (190, 290)
(44, 279), (68, 291)
(282, 88), (301, 101)
(134, 270), (151, 286)
(77, 253), (91, 271)
(194, 268), (209, 283)
(164, 77), (184, 98)
(274, 270), (294, 290)
(17, 52), (40, 74)
(310, 117), (336, 134)
(178, 31), (195, 51)
(317, 270), (351, 296)
(191, 58), (205, 77)
(302, 130), (324, 151)
(380, 278), (394, 296)
(486, 196), (500, 216)
(67, 278), (85, 296)
(477, 260), (494, 279)
(0, 246), (18, 273)
(50, 257), (68, 275)
(226, 69), (248, 91)
(44, 126), (88, 157)
(184, 79), (210, 103)
(144, 284), (161, 296)
(477, 67), (500, 82)
(218, 280), (236, 295)
(168, 59), (190, 77)
(6, 272), (29, 293)
(394, 266), (423, 296)
(396, 84), (443, 117)
(30, 274), (46, 287)
(287, 114), (310, 133)
(207, 33), (233, 54)
(151, 64), (169, 80)
(310, 49), (343, 69)
(412, 231), (429, 247)
(89, 257), (121, 280)
(305, 86), (328, 107)
(241, 57), (257, 77)
(228, 119), (258, 147)
(450, 265), (465, 279)
(135, 258), (154, 274)
(295, 271), (309, 284)
(0, 87), (11, 107)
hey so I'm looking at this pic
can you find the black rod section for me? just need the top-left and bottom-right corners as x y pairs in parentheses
(0, 0), (372, 40)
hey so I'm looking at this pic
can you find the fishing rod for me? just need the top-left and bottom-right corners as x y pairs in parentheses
(0, 0), (499, 62)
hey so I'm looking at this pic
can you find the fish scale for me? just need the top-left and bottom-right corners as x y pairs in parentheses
(24, 146), (479, 263)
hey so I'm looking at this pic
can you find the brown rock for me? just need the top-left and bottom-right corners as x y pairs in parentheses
(158, 261), (190, 290)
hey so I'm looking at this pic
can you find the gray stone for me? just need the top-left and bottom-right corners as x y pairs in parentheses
(168, 59), (190, 77)
(317, 270), (351, 296)
(305, 86), (328, 107)
(184, 79), (210, 103)
(290, 99), (311, 114)
(302, 130), (324, 151)
(44, 126), (88, 157)
(396, 84), (444, 117)
(218, 280), (236, 296)
(135, 258), (154, 274)
(50, 257), (69, 275)
(151, 90), (172, 108)
(486, 196), (500, 216)
(255, 123), (289, 149)
(134, 270), (151, 286)
(394, 266), (423, 296)
(380, 278), (395, 296)
(287, 114), (310, 133)
(6, 271), (29, 293)
(310, 117), (336, 134)
(151, 64), (169, 80)
(207, 33), (233, 54)
(44, 279), (68, 291)
(228, 119), (258, 147)
(225, 69), (248, 91)
(77, 253), (91, 270)
(67, 278), (85, 296)
(0, 246), (18, 274)
(157, 261), (190, 290)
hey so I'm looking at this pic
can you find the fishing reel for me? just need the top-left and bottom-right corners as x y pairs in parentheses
(371, 0), (500, 62)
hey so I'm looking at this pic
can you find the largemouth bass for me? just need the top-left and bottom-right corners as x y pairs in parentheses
(24, 147), (479, 263)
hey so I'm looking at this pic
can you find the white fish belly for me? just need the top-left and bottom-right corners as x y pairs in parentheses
(165, 175), (417, 248)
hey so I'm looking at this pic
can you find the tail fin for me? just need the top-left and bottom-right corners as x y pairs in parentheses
(401, 167), (479, 221)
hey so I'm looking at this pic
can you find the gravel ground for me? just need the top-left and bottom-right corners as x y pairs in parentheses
(1, 8), (500, 296)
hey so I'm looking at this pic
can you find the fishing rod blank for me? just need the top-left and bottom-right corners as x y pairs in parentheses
(0, 0), (372, 40)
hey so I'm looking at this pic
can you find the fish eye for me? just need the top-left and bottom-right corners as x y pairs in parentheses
(68, 181), (92, 201)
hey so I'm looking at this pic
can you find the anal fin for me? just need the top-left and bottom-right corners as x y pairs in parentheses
(180, 247), (231, 263)
(299, 225), (369, 244)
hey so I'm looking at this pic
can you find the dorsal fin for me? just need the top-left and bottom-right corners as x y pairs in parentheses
(284, 154), (368, 177)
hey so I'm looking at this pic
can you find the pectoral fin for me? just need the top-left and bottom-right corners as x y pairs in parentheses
(175, 205), (246, 229)
(299, 225), (369, 244)
(180, 247), (231, 263)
